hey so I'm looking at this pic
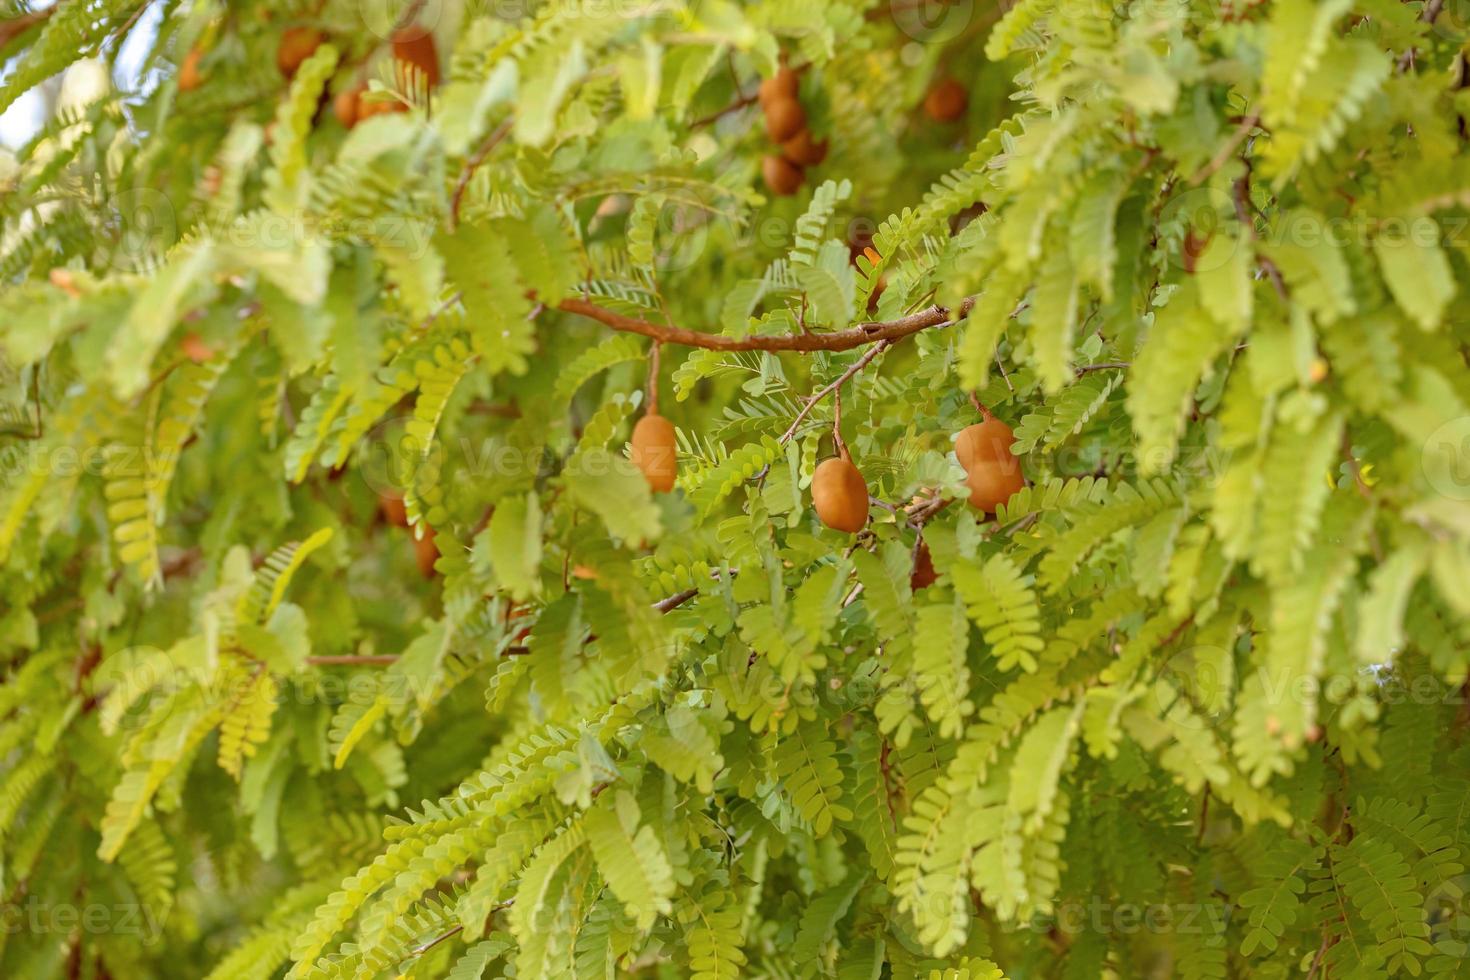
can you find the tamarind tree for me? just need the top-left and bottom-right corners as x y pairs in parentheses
(3, 0), (1470, 976)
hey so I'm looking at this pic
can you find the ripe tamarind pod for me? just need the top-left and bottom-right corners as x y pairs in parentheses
(179, 332), (214, 364)
(910, 541), (937, 591)
(955, 417), (1017, 470)
(392, 27), (440, 88)
(924, 78), (968, 123)
(763, 96), (806, 142)
(758, 66), (799, 107)
(812, 455), (869, 533)
(780, 128), (828, 166)
(277, 27), (324, 79)
(963, 457), (1025, 514)
(415, 527), (439, 578)
(356, 94), (408, 120)
(631, 413), (678, 493)
(179, 49), (205, 92)
(379, 493), (409, 528)
(762, 155), (805, 196)
(333, 83), (363, 127)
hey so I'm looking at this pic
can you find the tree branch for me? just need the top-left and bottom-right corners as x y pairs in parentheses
(0, 8), (52, 54)
(557, 296), (973, 352)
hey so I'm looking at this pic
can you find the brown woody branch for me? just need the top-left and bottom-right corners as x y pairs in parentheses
(0, 8), (51, 53)
(557, 296), (973, 352)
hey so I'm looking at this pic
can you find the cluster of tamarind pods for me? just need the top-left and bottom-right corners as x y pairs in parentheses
(758, 66), (828, 196)
(178, 22), (441, 131)
(630, 407), (1025, 533)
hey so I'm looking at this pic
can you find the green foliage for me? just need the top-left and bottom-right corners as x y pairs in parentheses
(2, 0), (1470, 977)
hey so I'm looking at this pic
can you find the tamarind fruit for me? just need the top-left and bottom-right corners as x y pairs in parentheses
(333, 83), (364, 127)
(631, 413), (678, 493)
(910, 541), (937, 591)
(763, 96), (806, 142)
(379, 493), (409, 528)
(392, 27), (440, 88)
(812, 454), (869, 533)
(179, 332), (213, 364)
(356, 93), (408, 120)
(781, 128), (828, 166)
(277, 27), (324, 79)
(762, 155), (805, 196)
(415, 527), (439, 578)
(956, 417), (1024, 514)
(924, 78), (968, 123)
(179, 49), (205, 92)
(963, 459), (1024, 514)
(759, 66), (799, 107)
(955, 416), (1017, 471)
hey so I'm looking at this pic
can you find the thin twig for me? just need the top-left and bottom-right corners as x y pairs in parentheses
(689, 92), (758, 129)
(777, 339), (893, 446)
(1189, 110), (1260, 185)
(831, 385), (847, 457)
(654, 588), (699, 613)
(409, 925), (463, 958)
(449, 119), (513, 230)
(1397, 0), (1446, 72)
(1231, 172), (1289, 301)
(646, 341), (661, 414)
(1075, 361), (1130, 375)
(993, 351), (1014, 393)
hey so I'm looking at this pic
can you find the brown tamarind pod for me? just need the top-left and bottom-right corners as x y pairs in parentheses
(812, 455), (869, 533)
(379, 493), (409, 528)
(179, 332), (214, 364)
(762, 155), (805, 196)
(910, 541), (937, 591)
(277, 27), (324, 79)
(356, 94), (408, 120)
(179, 49), (205, 92)
(415, 527), (440, 578)
(631, 413), (678, 493)
(955, 417), (1017, 470)
(924, 78), (968, 123)
(780, 128), (829, 167)
(333, 83), (364, 128)
(392, 27), (440, 88)
(963, 456), (1024, 514)
(763, 96), (806, 142)
(758, 66), (799, 107)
